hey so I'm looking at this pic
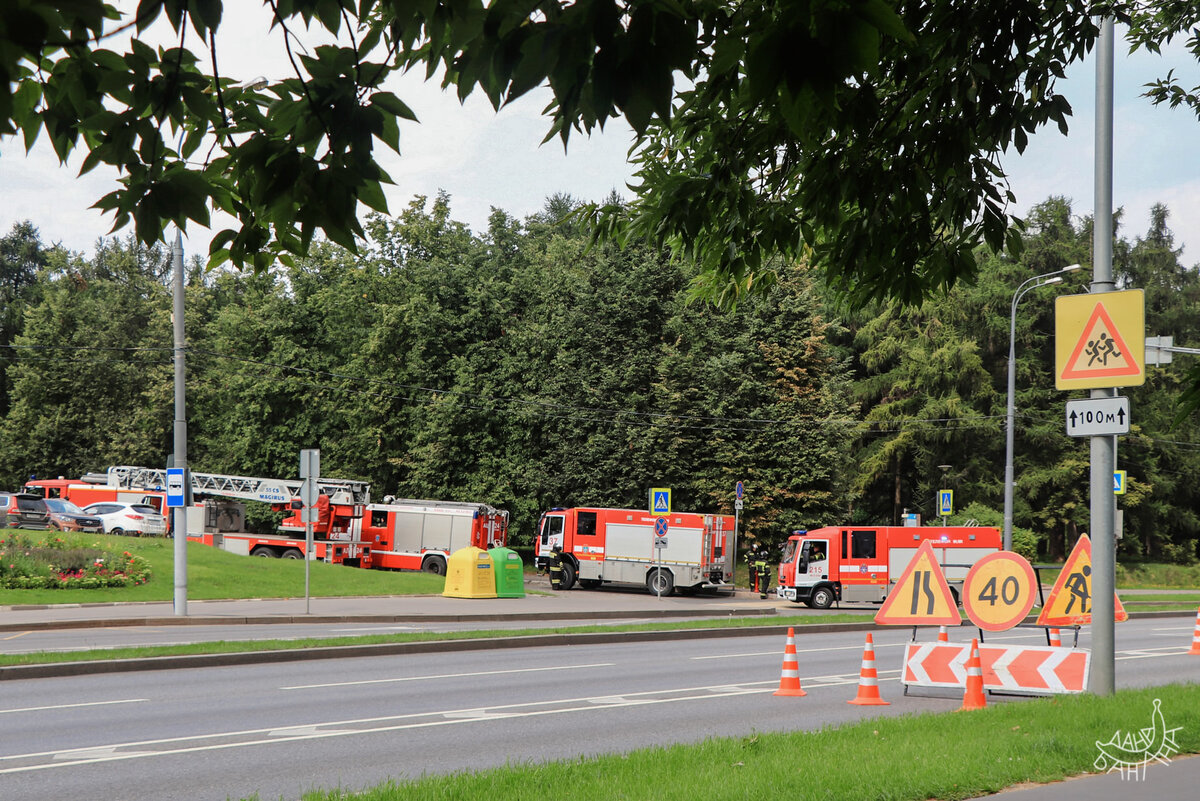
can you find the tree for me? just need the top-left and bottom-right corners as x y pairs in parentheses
(0, 221), (48, 416)
(6, 0), (1128, 305)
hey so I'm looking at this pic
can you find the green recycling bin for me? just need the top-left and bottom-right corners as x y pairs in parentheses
(491, 547), (526, 598)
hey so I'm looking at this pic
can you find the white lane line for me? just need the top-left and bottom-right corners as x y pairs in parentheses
(1, 699), (147, 715)
(328, 626), (419, 632)
(1116, 647), (1191, 660)
(281, 662), (616, 690)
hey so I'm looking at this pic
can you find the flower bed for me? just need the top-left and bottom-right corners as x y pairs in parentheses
(0, 533), (152, 589)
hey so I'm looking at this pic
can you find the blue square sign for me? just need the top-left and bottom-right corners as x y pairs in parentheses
(166, 467), (185, 508)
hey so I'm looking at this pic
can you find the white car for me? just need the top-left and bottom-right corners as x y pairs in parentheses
(81, 502), (168, 537)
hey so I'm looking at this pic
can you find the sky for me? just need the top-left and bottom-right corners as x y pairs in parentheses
(0, 10), (1197, 268)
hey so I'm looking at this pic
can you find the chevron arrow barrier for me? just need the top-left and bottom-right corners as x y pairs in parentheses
(902, 642), (1090, 695)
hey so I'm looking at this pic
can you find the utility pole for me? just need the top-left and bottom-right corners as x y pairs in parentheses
(1089, 16), (1116, 695)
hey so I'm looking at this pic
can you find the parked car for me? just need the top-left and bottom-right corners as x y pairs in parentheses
(80, 502), (168, 536)
(42, 498), (105, 533)
(0, 492), (53, 530)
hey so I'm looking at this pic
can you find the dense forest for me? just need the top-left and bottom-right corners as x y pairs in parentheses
(1, 194), (1197, 563)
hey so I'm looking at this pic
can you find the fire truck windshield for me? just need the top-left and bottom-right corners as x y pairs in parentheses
(780, 540), (797, 564)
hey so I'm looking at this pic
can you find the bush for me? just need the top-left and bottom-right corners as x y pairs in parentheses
(0, 533), (152, 589)
(946, 502), (1037, 560)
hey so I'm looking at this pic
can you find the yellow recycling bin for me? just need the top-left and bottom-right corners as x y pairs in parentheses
(490, 547), (525, 598)
(442, 546), (497, 598)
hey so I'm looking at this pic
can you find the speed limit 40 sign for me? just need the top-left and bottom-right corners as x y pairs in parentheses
(963, 552), (1037, 632)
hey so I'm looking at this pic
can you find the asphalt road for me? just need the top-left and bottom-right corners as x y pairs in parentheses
(0, 617), (1195, 801)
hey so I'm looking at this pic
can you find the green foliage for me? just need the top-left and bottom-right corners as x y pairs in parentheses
(0, 531), (151, 588)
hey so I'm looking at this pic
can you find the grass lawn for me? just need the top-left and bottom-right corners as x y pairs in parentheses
(289, 684), (1200, 801)
(0, 534), (444, 605)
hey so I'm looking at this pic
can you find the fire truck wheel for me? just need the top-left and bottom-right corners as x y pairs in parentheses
(646, 568), (674, 597)
(281, 549), (304, 559)
(251, 547), (276, 558)
(560, 561), (577, 590)
(422, 556), (447, 576)
(808, 586), (835, 609)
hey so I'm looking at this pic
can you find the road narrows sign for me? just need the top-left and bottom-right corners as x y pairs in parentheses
(1055, 290), (1145, 390)
(963, 552), (1037, 631)
(874, 540), (960, 625)
(1036, 534), (1128, 626)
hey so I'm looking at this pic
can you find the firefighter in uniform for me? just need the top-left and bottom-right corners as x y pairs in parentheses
(548, 545), (565, 590)
(752, 542), (771, 598)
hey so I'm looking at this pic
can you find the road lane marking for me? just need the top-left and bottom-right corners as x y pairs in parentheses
(0, 632), (31, 641)
(281, 662), (616, 690)
(1, 699), (147, 715)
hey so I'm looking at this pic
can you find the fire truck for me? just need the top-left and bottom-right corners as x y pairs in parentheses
(776, 524), (1002, 608)
(351, 497), (509, 574)
(29, 466), (371, 564)
(534, 506), (736, 596)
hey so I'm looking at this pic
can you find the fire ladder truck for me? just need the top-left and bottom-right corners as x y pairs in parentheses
(101, 466), (372, 565)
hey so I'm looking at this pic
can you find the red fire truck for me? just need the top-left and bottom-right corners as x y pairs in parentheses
(776, 524), (1002, 608)
(534, 506), (736, 596)
(352, 498), (509, 574)
(28, 467), (371, 564)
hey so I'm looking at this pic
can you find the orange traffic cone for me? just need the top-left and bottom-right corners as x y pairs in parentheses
(848, 633), (889, 706)
(1188, 607), (1200, 656)
(937, 625), (949, 642)
(1048, 628), (1062, 648)
(773, 627), (807, 697)
(959, 638), (987, 711)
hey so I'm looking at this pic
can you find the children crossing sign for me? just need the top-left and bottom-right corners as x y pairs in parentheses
(1055, 290), (1145, 390)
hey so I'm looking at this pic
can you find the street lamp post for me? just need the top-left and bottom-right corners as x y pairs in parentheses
(1003, 263), (1083, 551)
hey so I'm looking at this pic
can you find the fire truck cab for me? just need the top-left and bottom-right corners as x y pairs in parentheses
(777, 525), (1001, 608)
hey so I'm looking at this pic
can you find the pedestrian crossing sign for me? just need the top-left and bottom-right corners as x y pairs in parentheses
(1055, 290), (1145, 390)
(1036, 534), (1128, 626)
(650, 488), (671, 517)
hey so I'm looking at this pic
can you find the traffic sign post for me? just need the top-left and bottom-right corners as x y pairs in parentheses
(652, 517), (669, 598)
(963, 552), (1037, 631)
(299, 448), (320, 613)
(732, 481), (743, 582)
(1064, 396), (1129, 437)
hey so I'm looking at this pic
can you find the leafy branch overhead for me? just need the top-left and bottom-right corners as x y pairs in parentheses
(2, 1), (1197, 303)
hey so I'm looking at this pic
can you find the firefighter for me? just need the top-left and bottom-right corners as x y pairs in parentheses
(752, 542), (772, 598)
(548, 545), (565, 590)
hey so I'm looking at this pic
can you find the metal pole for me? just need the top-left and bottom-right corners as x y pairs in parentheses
(1003, 266), (1080, 551)
(305, 515), (312, 614)
(1090, 16), (1116, 695)
(171, 228), (188, 617)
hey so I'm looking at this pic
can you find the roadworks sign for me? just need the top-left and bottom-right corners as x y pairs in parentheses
(903, 642), (1090, 694)
(1055, 290), (1145, 390)
(874, 540), (960, 626)
(1036, 534), (1128, 626)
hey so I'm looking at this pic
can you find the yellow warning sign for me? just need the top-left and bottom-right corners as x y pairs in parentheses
(1055, 290), (1144, 390)
(1036, 534), (1128, 626)
(874, 540), (961, 625)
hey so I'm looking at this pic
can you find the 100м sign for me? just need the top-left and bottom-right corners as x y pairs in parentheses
(963, 552), (1037, 631)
